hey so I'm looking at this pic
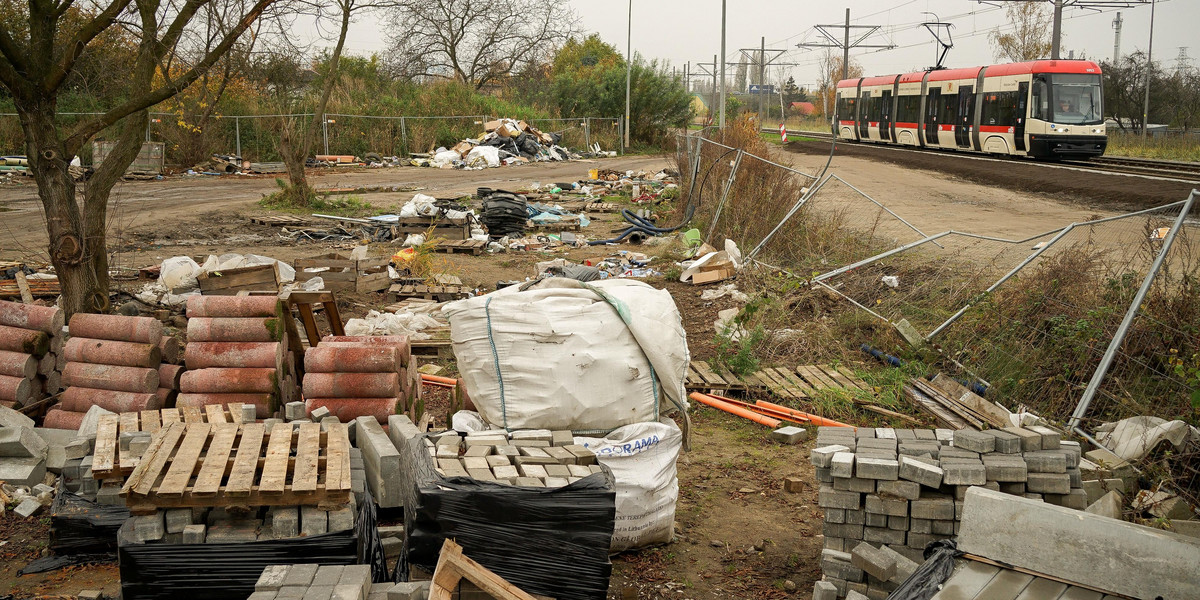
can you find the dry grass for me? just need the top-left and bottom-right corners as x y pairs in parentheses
(1105, 131), (1200, 162)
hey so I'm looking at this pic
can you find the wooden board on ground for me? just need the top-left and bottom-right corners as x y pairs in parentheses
(430, 539), (543, 600)
(90, 403), (251, 479)
(929, 374), (1009, 428)
(250, 215), (309, 226)
(197, 263), (280, 295)
(387, 284), (470, 302)
(903, 382), (975, 430)
(121, 421), (351, 513)
(528, 220), (582, 233)
(434, 239), (488, 256)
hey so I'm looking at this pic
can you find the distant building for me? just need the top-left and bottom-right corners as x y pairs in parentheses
(790, 102), (816, 116)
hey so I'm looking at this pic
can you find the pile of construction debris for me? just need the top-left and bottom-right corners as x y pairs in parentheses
(414, 118), (590, 169)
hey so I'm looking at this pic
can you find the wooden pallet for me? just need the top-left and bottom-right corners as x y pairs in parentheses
(434, 239), (488, 255)
(584, 202), (623, 213)
(685, 363), (872, 400)
(120, 421), (351, 514)
(388, 284), (470, 302)
(92, 404), (253, 479)
(250, 215), (309, 226)
(528, 220), (581, 232)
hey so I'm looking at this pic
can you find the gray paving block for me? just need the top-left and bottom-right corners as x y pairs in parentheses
(1025, 450), (1068, 473)
(830, 452), (855, 478)
(1027, 425), (1061, 449)
(875, 479), (920, 500)
(0, 404), (35, 429)
(864, 494), (908, 517)
(164, 508), (193, 533)
(833, 476), (876, 493)
(256, 564), (291, 591)
(876, 544), (919, 583)
(982, 455), (1028, 482)
(283, 564), (319, 588)
(983, 429), (1022, 453)
(341, 564), (372, 599)
(811, 444), (851, 468)
(1001, 427), (1043, 452)
(269, 506), (300, 538)
(770, 425), (808, 444)
(313, 565), (345, 586)
(856, 457), (899, 481)
(819, 486), (863, 510)
(863, 526), (906, 546)
(812, 580), (838, 600)
(898, 456), (943, 488)
(14, 497), (42, 517)
(850, 542), (896, 581)
(301, 506), (328, 536)
(942, 461), (986, 485)
(386, 581), (431, 600)
(910, 496), (955, 520)
(952, 430), (994, 453)
(132, 513), (165, 542)
(1027, 472), (1071, 495)
(355, 416), (402, 508)
(182, 523), (206, 544)
(0, 426), (48, 458)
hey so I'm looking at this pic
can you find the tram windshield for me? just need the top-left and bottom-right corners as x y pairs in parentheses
(1049, 74), (1103, 125)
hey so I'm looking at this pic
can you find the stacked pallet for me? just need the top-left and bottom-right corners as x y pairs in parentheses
(47, 313), (164, 429)
(304, 335), (419, 423)
(179, 296), (297, 418)
(0, 300), (64, 408)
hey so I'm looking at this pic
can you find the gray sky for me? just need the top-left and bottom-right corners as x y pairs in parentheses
(327, 0), (1194, 90)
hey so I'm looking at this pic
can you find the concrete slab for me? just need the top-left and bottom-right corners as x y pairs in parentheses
(959, 486), (1200, 599)
(355, 417), (402, 508)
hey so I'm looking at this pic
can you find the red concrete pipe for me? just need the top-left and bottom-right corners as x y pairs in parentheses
(55, 351), (65, 371)
(38, 353), (55, 375)
(175, 393), (275, 418)
(156, 387), (177, 408)
(302, 372), (400, 398)
(0, 374), (32, 403)
(454, 378), (472, 411)
(62, 361), (159, 393)
(180, 367), (277, 394)
(159, 336), (180, 364)
(320, 335), (410, 366)
(0, 324), (49, 356)
(187, 317), (283, 343)
(43, 408), (85, 430)
(41, 371), (60, 395)
(68, 313), (163, 344)
(305, 397), (398, 424)
(185, 341), (282, 370)
(0, 300), (64, 333)
(303, 345), (400, 374)
(159, 364), (185, 390)
(0, 350), (37, 379)
(63, 337), (160, 368)
(51, 334), (63, 354)
(61, 387), (160, 413)
(186, 295), (282, 318)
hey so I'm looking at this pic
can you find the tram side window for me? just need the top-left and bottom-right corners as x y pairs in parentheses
(896, 94), (921, 124)
(860, 95), (874, 121)
(1031, 79), (1048, 120)
(981, 91), (1020, 126)
(836, 95), (856, 121)
(938, 93), (957, 126)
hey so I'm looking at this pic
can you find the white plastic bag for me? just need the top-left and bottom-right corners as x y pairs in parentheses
(442, 278), (689, 433)
(158, 256), (202, 291)
(465, 145), (501, 168)
(576, 419), (682, 551)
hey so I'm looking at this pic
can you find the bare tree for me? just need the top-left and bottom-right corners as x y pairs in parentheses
(0, 0), (279, 315)
(989, 3), (1054, 63)
(384, 0), (578, 90)
(816, 50), (862, 117)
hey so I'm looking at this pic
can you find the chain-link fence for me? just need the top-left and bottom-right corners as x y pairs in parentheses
(0, 112), (621, 167)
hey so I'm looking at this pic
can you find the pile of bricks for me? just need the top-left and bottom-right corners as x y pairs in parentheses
(426, 428), (600, 487)
(179, 296), (298, 418)
(811, 425), (1083, 599)
(249, 564), (391, 600)
(303, 335), (419, 423)
(0, 300), (64, 408)
(47, 313), (166, 429)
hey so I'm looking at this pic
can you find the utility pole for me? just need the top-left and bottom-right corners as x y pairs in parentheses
(1113, 12), (1123, 62)
(693, 57), (719, 124)
(1051, 0), (1063, 59)
(795, 8), (895, 81)
(759, 37), (766, 119)
(719, 0), (727, 129)
(737, 41), (798, 120)
(975, 1), (1150, 61)
(624, 0), (632, 150)
(1142, 0), (1155, 136)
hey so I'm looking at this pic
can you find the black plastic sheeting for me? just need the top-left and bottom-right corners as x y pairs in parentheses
(49, 487), (129, 555)
(394, 432), (616, 600)
(888, 539), (961, 600)
(118, 493), (387, 600)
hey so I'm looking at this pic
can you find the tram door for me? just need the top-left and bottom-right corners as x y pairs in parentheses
(880, 90), (893, 142)
(955, 85), (975, 148)
(924, 88), (940, 145)
(858, 91), (870, 139)
(1014, 81), (1029, 152)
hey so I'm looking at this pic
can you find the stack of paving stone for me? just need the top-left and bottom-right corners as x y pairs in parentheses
(811, 425), (1083, 599)
(179, 296), (298, 418)
(0, 300), (65, 408)
(426, 428), (601, 487)
(46, 313), (165, 429)
(0, 406), (50, 487)
(303, 335), (417, 423)
(249, 564), (391, 600)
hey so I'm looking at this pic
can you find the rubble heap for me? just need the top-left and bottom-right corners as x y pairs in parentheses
(0, 300), (64, 408)
(812, 425), (1084, 599)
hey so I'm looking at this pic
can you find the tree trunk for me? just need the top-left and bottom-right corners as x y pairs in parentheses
(16, 96), (107, 315)
(82, 110), (150, 301)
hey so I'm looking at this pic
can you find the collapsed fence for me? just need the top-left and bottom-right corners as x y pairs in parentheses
(0, 112), (622, 168)
(677, 127), (1200, 446)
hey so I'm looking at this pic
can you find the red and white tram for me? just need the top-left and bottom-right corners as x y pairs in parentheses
(834, 60), (1106, 159)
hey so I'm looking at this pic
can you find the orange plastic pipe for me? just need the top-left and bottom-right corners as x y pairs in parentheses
(690, 392), (781, 428)
(705, 394), (811, 423)
(421, 374), (459, 385)
(754, 399), (853, 427)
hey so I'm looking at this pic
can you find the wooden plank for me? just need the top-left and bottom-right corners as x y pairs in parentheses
(713, 365), (745, 389)
(741, 371), (771, 389)
(755, 369), (796, 399)
(430, 539), (540, 600)
(180, 406), (203, 424)
(772, 368), (814, 398)
(140, 410), (161, 434)
(259, 424), (294, 495)
(860, 404), (923, 425)
(835, 365), (872, 391)
(125, 423), (186, 497)
(193, 423), (239, 496)
(690, 361), (727, 386)
(818, 365), (861, 390)
(902, 385), (970, 430)
(119, 411), (140, 435)
(205, 404), (228, 423)
(228, 402), (245, 424)
(798, 365), (842, 390)
(226, 423), (265, 495)
(911, 380), (984, 429)
(93, 415), (120, 474)
(930, 374), (1009, 428)
(325, 424), (351, 491)
(161, 408), (181, 424)
(292, 422), (322, 494)
(157, 423), (211, 497)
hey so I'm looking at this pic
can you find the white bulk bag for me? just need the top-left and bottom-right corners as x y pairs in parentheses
(441, 278), (689, 433)
(576, 419), (682, 551)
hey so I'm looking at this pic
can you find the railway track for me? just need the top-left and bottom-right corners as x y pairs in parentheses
(756, 127), (1200, 184)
